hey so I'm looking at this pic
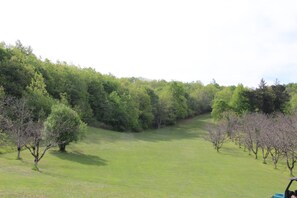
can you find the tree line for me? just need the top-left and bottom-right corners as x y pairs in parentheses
(0, 41), (219, 132)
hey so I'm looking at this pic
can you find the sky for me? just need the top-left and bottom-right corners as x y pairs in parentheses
(1, 0), (297, 87)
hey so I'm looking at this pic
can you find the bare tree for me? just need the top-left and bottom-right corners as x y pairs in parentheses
(222, 111), (240, 139)
(207, 121), (227, 152)
(24, 119), (55, 170)
(0, 97), (33, 159)
(258, 114), (273, 164)
(276, 113), (297, 176)
(267, 116), (283, 169)
(241, 113), (266, 159)
(226, 114), (244, 148)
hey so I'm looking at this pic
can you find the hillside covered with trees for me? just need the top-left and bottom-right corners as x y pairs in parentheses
(0, 41), (220, 132)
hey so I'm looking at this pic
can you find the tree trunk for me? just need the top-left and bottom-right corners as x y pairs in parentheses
(59, 143), (66, 152)
(17, 146), (21, 160)
(262, 148), (270, 164)
(286, 155), (296, 177)
(274, 161), (277, 169)
(290, 168), (294, 177)
(34, 158), (39, 171)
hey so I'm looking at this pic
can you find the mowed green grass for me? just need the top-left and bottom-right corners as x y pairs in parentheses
(0, 114), (290, 197)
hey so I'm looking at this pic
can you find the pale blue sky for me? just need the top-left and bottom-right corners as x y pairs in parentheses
(1, 0), (297, 87)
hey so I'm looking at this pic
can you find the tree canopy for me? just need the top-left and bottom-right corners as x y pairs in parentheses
(0, 42), (218, 132)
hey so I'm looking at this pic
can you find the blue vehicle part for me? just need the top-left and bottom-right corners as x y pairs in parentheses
(271, 193), (284, 198)
(272, 177), (297, 198)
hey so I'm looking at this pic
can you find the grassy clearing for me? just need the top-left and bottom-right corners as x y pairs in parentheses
(0, 114), (290, 197)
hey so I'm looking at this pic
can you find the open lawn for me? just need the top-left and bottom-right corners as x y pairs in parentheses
(0, 114), (290, 197)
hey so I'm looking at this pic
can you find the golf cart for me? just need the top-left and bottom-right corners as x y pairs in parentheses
(272, 177), (297, 198)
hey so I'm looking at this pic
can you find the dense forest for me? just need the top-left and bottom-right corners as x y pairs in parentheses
(0, 41), (219, 132)
(1, 41), (297, 133)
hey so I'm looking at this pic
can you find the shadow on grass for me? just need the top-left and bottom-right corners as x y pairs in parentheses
(50, 150), (107, 166)
(219, 146), (249, 158)
(133, 115), (211, 142)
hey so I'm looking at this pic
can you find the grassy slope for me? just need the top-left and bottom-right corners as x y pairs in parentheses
(0, 114), (290, 197)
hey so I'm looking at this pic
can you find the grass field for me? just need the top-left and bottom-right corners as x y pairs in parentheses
(0, 114), (291, 197)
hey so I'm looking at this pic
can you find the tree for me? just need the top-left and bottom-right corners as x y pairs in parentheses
(211, 100), (231, 120)
(0, 97), (54, 170)
(188, 82), (219, 115)
(44, 104), (86, 152)
(229, 84), (251, 115)
(0, 97), (33, 159)
(86, 76), (109, 122)
(25, 72), (55, 120)
(207, 121), (227, 152)
(287, 93), (297, 113)
(211, 87), (234, 120)
(128, 85), (154, 130)
(156, 87), (176, 126)
(276, 113), (297, 176)
(240, 113), (266, 159)
(0, 55), (34, 98)
(271, 81), (290, 113)
(24, 119), (54, 171)
(269, 114), (284, 169)
(257, 114), (272, 164)
(169, 82), (189, 119)
(254, 79), (275, 114)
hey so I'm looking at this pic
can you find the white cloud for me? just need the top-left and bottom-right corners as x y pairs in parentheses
(1, 0), (297, 87)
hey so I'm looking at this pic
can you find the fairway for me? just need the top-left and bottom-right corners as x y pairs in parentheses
(0, 114), (290, 197)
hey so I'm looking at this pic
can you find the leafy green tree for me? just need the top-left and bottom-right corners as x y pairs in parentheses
(169, 82), (189, 119)
(82, 69), (110, 124)
(229, 84), (251, 115)
(157, 87), (176, 126)
(271, 83), (290, 113)
(25, 72), (55, 119)
(129, 85), (154, 130)
(288, 93), (297, 112)
(211, 87), (234, 120)
(0, 43), (9, 62)
(44, 104), (86, 152)
(146, 88), (159, 128)
(254, 79), (275, 114)
(106, 90), (140, 131)
(0, 55), (34, 98)
(211, 99), (231, 120)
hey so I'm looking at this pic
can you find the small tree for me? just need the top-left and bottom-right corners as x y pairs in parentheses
(207, 121), (227, 152)
(24, 120), (54, 170)
(277, 113), (297, 176)
(44, 104), (86, 152)
(258, 114), (272, 164)
(269, 114), (284, 169)
(241, 113), (266, 159)
(0, 97), (32, 159)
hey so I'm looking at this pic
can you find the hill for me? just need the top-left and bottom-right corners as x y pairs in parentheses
(0, 114), (289, 197)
